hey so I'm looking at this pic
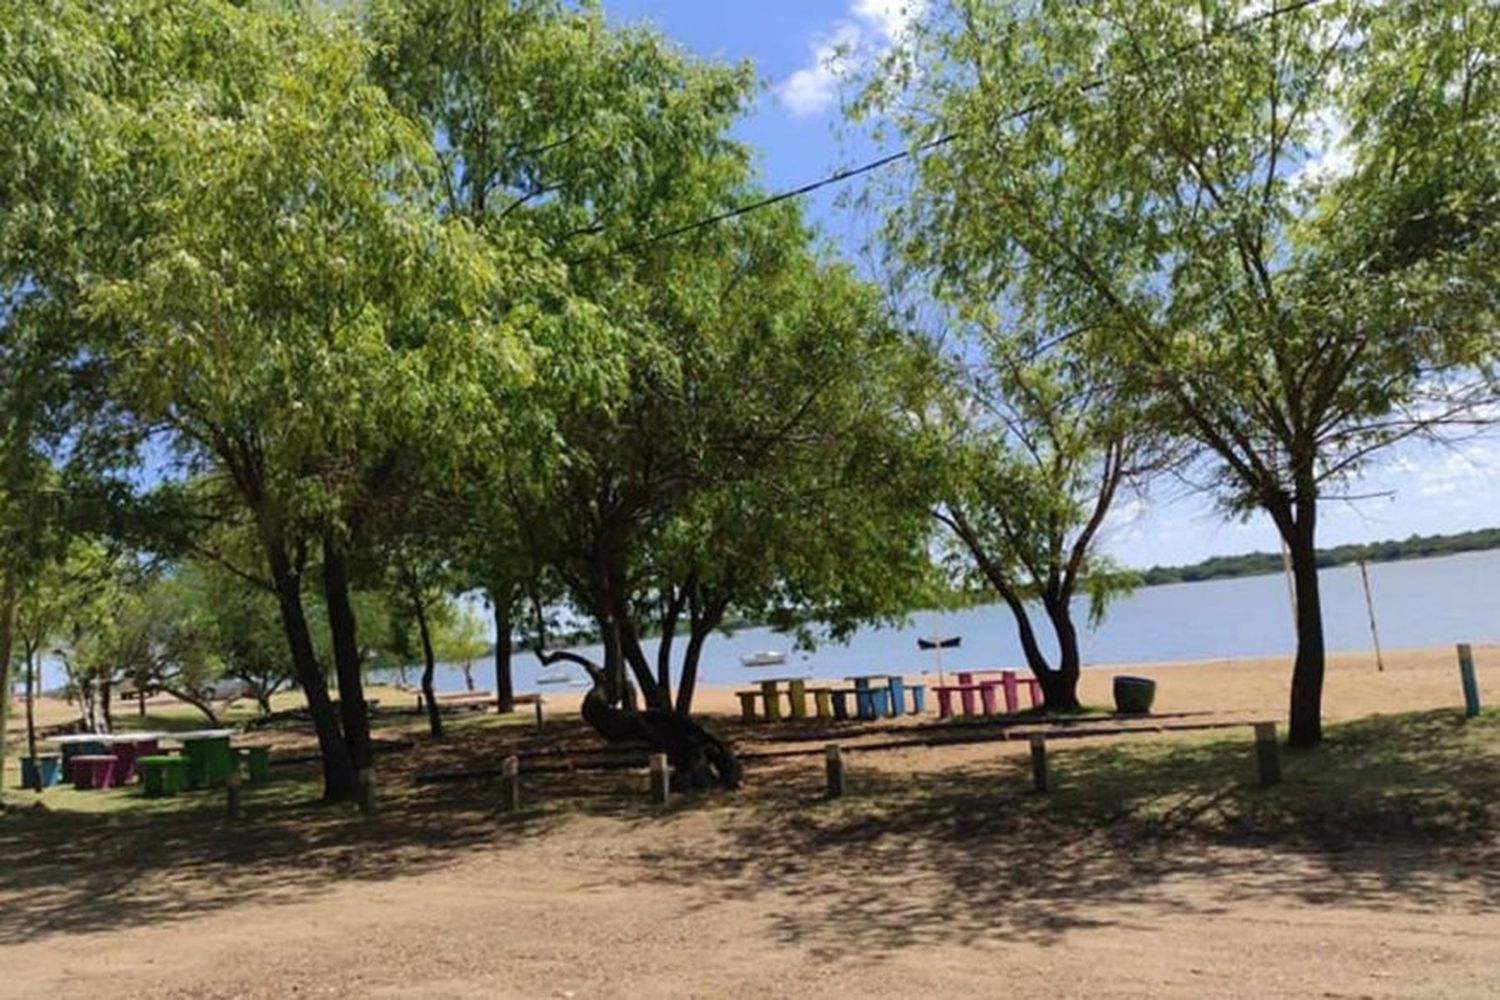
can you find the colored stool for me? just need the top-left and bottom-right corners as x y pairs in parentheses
(70, 754), (119, 790)
(20, 754), (62, 788)
(854, 688), (876, 720)
(787, 679), (808, 720)
(831, 690), (850, 720)
(239, 746), (271, 783)
(736, 691), (759, 722)
(812, 688), (833, 720)
(138, 755), (189, 797)
(908, 684), (927, 714)
(885, 678), (906, 718)
(868, 688), (891, 718)
(935, 687), (956, 719)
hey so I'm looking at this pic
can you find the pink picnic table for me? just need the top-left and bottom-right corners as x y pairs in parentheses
(944, 669), (1044, 717)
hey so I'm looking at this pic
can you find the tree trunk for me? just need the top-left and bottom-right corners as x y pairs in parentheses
(263, 536), (353, 801)
(0, 571), (18, 798)
(1040, 596), (1083, 711)
(675, 626), (711, 716)
(101, 679), (114, 733)
(25, 644), (40, 793)
(461, 662), (475, 692)
(321, 535), (373, 774)
(492, 598), (514, 714)
(1281, 498), (1326, 748)
(995, 586), (1052, 677)
(414, 596), (443, 739)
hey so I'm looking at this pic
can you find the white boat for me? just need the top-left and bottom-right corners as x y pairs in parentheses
(537, 668), (576, 686)
(740, 650), (788, 668)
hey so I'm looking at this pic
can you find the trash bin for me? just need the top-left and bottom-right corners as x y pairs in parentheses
(1113, 675), (1157, 714)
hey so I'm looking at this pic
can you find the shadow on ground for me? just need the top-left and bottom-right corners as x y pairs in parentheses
(1, 708), (1495, 956)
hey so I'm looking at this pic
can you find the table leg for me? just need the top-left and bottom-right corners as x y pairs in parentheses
(1002, 671), (1019, 714)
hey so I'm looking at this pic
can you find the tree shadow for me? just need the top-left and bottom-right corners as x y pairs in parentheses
(1, 708), (1494, 957)
(602, 709), (1500, 959)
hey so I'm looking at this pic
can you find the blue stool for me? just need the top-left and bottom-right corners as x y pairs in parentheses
(908, 684), (927, 714)
(853, 688), (874, 720)
(831, 690), (850, 720)
(885, 678), (906, 718)
(868, 688), (891, 718)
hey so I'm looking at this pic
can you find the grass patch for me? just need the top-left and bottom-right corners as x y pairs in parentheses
(835, 708), (1500, 849)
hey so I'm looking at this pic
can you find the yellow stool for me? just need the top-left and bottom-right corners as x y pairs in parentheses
(812, 688), (833, 720)
(736, 691), (759, 722)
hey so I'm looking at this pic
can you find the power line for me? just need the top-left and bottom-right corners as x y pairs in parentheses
(604, 0), (1330, 255)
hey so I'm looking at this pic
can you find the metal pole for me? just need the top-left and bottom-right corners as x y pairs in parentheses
(1357, 558), (1385, 672)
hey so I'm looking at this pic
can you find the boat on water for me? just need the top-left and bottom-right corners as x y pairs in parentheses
(740, 650), (787, 668)
(537, 668), (577, 686)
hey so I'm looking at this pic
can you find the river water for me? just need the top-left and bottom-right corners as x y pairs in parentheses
(419, 549), (1500, 693)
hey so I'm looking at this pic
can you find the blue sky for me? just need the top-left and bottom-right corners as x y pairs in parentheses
(603, 0), (1500, 567)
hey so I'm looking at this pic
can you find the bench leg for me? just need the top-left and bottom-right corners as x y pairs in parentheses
(959, 689), (976, 716)
(1002, 674), (1019, 714)
(936, 689), (953, 719)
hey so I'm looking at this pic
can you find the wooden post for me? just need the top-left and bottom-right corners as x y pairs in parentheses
(1357, 558), (1385, 672)
(1254, 722), (1281, 787)
(649, 752), (670, 805)
(824, 743), (845, 799)
(533, 699), (544, 732)
(357, 766), (376, 816)
(1029, 733), (1048, 792)
(1458, 643), (1482, 717)
(225, 768), (242, 820)
(499, 755), (521, 813)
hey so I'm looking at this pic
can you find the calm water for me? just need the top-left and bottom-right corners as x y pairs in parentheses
(421, 549), (1500, 693)
(30, 549), (1495, 695)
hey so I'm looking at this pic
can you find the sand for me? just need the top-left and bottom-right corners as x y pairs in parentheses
(2, 642), (1497, 999)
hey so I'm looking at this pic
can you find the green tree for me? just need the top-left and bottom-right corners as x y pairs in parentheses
(81, 2), (534, 798)
(930, 333), (1160, 710)
(861, 0), (1498, 745)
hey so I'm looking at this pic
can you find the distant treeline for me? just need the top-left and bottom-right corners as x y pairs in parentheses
(1141, 527), (1500, 586)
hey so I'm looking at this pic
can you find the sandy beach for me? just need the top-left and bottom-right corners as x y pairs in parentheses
(2, 642), (1497, 999)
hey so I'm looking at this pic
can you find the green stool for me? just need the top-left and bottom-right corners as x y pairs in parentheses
(139, 755), (189, 798)
(239, 746), (271, 783)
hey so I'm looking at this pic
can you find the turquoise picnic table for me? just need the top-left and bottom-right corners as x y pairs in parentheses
(842, 675), (912, 720)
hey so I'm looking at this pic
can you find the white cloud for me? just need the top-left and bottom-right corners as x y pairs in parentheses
(774, 1), (927, 118)
(1293, 106), (1355, 188)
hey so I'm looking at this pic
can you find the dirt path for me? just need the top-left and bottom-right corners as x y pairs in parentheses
(3, 807), (1496, 999)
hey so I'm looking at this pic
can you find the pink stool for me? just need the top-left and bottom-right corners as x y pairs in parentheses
(954, 672), (978, 715)
(71, 754), (119, 790)
(935, 687), (956, 719)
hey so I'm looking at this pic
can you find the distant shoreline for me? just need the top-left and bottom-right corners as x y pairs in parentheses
(1137, 526), (1500, 587)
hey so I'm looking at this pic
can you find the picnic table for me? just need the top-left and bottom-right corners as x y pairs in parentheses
(734, 677), (844, 723)
(933, 669), (1044, 719)
(169, 729), (236, 789)
(92, 732), (164, 784)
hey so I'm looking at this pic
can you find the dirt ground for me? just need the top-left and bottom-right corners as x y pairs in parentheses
(2, 643), (1497, 999)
